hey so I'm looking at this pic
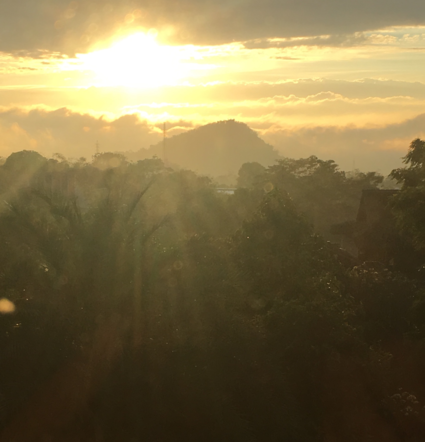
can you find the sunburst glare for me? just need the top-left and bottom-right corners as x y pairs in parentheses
(76, 32), (192, 87)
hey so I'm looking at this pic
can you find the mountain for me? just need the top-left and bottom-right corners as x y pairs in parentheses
(126, 120), (280, 176)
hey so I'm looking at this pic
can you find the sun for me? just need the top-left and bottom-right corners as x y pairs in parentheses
(77, 32), (189, 87)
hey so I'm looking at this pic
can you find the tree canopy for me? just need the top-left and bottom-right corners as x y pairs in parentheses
(0, 148), (425, 441)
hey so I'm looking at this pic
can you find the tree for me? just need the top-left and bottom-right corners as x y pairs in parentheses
(263, 156), (383, 238)
(237, 161), (265, 188)
(390, 139), (425, 251)
(391, 139), (425, 188)
(92, 152), (128, 170)
(1, 150), (48, 191)
(3, 148), (425, 441)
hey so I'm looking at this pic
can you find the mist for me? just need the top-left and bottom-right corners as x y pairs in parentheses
(2, 0), (425, 440)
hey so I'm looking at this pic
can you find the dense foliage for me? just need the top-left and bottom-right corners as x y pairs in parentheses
(0, 148), (424, 441)
(236, 156), (384, 240)
(391, 139), (425, 250)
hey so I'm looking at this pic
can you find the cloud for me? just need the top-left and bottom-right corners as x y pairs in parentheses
(0, 77), (424, 174)
(2, 79), (425, 114)
(1, 78), (425, 151)
(273, 56), (300, 60)
(244, 33), (369, 49)
(1, 0), (425, 55)
(121, 91), (424, 129)
(0, 105), (424, 175)
(244, 30), (425, 49)
(261, 113), (425, 173)
(0, 108), (161, 159)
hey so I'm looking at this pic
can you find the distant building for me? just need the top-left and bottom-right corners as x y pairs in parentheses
(216, 188), (236, 195)
(355, 189), (399, 264)
(332, 189), (425, 273)
(356, 189), (398, 227)
(330, 189), (398, 262)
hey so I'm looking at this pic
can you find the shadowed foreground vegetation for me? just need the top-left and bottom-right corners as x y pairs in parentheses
(1, 145), (425, 441)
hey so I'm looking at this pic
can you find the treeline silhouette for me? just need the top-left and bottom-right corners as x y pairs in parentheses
(0, 143), (425, 441)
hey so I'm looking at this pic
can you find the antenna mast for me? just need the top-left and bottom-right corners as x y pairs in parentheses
(162, 122), (167, 166)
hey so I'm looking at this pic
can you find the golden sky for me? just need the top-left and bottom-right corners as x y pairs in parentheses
(1, 0), (425, 173)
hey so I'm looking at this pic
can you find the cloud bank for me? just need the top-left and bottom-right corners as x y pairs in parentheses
(0, 108), (161, 159)
(1, 0), (425, 55)
(0, 106), (423, 174)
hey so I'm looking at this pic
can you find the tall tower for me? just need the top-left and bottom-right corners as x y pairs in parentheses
(162, 122), (167, 166)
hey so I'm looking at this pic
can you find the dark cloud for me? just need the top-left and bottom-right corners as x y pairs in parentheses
(1, 0), (425, 56)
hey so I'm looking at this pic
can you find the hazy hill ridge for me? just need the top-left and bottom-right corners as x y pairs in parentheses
(127, 120), (280, 176)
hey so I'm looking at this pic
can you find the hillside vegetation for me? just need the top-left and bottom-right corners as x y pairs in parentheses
(0, 142), (425, 441)
(126, 120), (279, 177)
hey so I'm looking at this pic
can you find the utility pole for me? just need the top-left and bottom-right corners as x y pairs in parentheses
(96, 140), (100, 155)
(162, 122), (167, 166)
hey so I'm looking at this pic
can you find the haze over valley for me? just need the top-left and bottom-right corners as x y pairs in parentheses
(3, 1), (425, 441)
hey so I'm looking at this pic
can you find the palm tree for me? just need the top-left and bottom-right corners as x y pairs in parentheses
(0, 169), (172, 439)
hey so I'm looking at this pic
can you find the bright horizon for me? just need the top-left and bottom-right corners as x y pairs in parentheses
(2, 1), (425, 173)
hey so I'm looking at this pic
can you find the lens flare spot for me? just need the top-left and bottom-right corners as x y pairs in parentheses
(264, 182), (274, 192)
(173, 260), (183, 270)
(264, 229), (274, 239)
(0, 299), (16, 314)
